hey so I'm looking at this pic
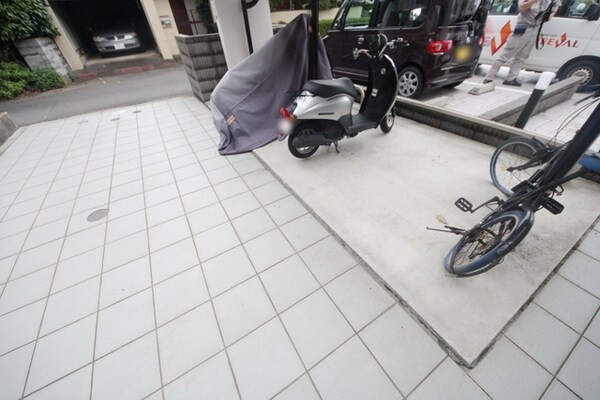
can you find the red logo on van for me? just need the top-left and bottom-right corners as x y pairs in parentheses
(489, 23), (579, 55)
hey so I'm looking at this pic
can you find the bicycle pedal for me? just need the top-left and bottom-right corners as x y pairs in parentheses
(543, 198), (564, 215)
(454, 197), (473, 212)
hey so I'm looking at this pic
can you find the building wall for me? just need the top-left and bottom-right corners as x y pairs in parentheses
(153, 0), (181, 56)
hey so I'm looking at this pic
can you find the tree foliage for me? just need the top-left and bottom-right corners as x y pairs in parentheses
(0, 0), (59, 42)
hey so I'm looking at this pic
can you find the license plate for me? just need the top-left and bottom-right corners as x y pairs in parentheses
(277, 119), (293, 141)
(455, 46), (470, 62)
(114, 43), (126, 50)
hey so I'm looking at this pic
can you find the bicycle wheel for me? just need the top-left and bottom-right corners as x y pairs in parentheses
(444, 208), (534, 276)
(490, 137), (545, 196)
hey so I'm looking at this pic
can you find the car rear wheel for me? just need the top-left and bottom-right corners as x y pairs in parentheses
(397, 66), (424, 99)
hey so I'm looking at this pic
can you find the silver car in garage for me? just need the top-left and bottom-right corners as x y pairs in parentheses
(92, 24), (142, 54)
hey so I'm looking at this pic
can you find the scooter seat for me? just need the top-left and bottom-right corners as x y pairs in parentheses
(304, 77), (357, 99)
(579, 152), (600, 173)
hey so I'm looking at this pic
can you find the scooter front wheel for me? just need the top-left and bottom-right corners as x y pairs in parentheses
(288, 123), (319, 159)
(381, 107), (396, 134)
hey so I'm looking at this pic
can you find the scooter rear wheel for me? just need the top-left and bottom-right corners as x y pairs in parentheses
(381, 107), (396, 134)
(288, 123), (319, 159)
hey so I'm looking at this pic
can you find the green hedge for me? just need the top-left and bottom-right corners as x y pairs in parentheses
(319, 19), (334, 37)
(0, 62), (64, 99)
(0, 0), (59, 42)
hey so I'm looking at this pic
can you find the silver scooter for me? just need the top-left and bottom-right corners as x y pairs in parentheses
(278, 34), (406, 159)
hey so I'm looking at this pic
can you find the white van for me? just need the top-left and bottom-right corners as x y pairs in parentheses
(478, 0), (600, 87)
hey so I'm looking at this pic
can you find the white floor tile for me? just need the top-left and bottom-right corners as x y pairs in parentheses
(221, 191), (261, 220)
(232, 208), (276, 243)
(0, 255), (16, 285)
(0, 300), (46, 355)
(150, 237), (199, 283)
(228, 318), (304, 400)
(260, 255), (319, 313)
(206, 165), (238, 185)
(181, 187), (218, 213)
(0, 343), (35, 400)
(299, 237), (357, 285)
(281, 289), (353, 368)
(176, 174), (210, 195)
(92, 332), (161, 400)
(360, 305), (446, 395)
(244, 229), (295, 273)
(0, 265), (54, 315)
(0, 231), (28, 260)
(559, 250), (600, 298)
(272, 374), (319, 400)
(100, 256), (152, 308)
(4, 197), (45, 220)
(557, 339), (600, 400)
(280, 214), (329, 252)
(541, 379), (579, 400)
(146, 198), (185, 228)
(143, 171), (175, 192)
(148, 216), (191, 252)
(52, 247), (103, 293)
(23, 217), (69, 251)
(326, 266), (394, 331)
(232, 157), (262, 176)
(241, 169), (274, 189)
(41, 277), (100, 336)
(265, 196), (307, 226)
(469, 336), (552, 400)
(213, 177), (248, 200)
(154, 265), (209, 326)
(108, 193), (144, 220)
(73, 190), (108, 215)
(194, 222), (240, 262)
(577, 229), (600, 261)
(145, 183), (178, 207)
(103, 231), (148, 272)
(252, 180), (290, 206)
(535, 275), (600, 333)
(203, 246), (255, 297)
(11, 239), (62, 279)
(25, 315), (96, 395)
(187, 203), (229, 234)
(105, 210), (146, 243)
(111, 179), (144, 202)
(34, 201), (74, 228)
(213, 277), (276, 345)
(506, 303), (579, 373)
(310, 336), (401, 400)
(163, 351), (238, 400)
(0, 212), (36, 240)
(408, 358), (487, 400)
(61, 224), (105, 261)
(95, 289), (155, 357)
(157, 303), (223, 383)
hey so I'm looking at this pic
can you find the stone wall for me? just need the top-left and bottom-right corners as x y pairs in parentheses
(0, 113), (18, 148)
(14, 37), (72, 83)
(174, 33), (227, 102)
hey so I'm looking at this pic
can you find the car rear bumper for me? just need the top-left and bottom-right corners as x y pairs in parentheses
(94, 38), (142, 53)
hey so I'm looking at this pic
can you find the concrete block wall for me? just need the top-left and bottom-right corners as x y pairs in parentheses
(14, 37), (72, 83)
(0, 113), (18, 147)
(175, 33), (227, 102)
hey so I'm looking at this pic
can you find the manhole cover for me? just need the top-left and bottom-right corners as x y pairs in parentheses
(87, 208), (109, 222)
(133, 110), (142, 114)
(110, 118), (120, 122)
(77, 120), (88, 125)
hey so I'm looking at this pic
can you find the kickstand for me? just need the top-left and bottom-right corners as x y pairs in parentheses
(333, 141), (340, 153)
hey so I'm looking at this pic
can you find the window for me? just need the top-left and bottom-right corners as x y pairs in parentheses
(489, 0), (519, 15)
(556, 0), (598, 18)
(332, 0), (374, 30)
(442, 0), (486, 24)
(374, 0), (430, 28)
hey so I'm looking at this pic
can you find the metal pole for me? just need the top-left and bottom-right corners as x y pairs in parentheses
(241, 0), (254, 54)
(514, 71), (555, 129)
(308, 0), (319, 79)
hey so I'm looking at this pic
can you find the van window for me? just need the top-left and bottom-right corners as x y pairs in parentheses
(442, 0), (487, 24)
(556, 0), (598, 18)
(374, 0), (430, 27)
(333, 0), (375, 30)
(489, 0), (519, 15)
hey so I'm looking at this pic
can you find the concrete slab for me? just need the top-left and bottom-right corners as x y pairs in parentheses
(254, 117), (600, 366)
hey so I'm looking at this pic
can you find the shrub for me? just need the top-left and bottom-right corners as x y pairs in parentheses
(319, 19), (333, 37)
(0, 61), (30, 82)
(0, 0), (59, 42)
(29, 68), (65, 91)
(0, 79), (27, 99)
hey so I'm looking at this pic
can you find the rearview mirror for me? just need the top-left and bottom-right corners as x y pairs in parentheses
(409, 7), (426, 22)
(584, 3), (600, 21)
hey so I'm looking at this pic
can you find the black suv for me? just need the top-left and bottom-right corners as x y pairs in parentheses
(324, 0), (491, 98)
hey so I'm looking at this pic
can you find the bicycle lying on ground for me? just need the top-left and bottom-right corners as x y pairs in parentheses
(489, 85), (600, 196)
(438, 86), (600, 276)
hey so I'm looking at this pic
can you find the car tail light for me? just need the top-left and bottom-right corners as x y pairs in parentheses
(477, 35), (485, 47)
(427, 40), (453, 55)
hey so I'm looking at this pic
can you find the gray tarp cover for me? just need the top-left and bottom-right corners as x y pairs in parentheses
(210, 15), (332, 155)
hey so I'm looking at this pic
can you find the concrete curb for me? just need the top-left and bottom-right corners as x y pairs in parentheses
(0, 113), (18, 148)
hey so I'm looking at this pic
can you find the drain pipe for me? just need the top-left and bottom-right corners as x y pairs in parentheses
(241, 0), (260, 55)
(514, 71), (556, 129)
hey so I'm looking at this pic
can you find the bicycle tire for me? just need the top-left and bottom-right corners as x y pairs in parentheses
(490, 137), (545, 196)
(444, 208), (534, 276)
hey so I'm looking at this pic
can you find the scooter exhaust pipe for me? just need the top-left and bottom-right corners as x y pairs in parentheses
(292, 134), (332, 148)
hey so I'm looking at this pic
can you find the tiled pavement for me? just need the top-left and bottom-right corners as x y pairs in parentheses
(0, 96), (599, 399)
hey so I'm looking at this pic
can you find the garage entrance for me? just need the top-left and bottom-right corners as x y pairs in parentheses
(49, 0), (156, 65)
